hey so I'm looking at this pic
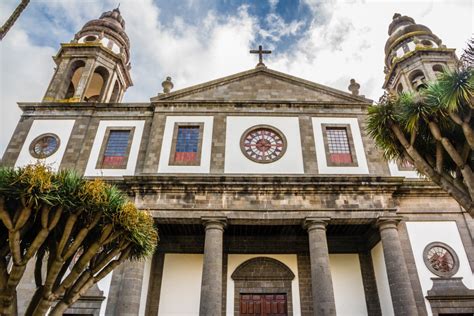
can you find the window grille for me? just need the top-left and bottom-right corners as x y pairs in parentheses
(326, 127), (352, 164)
(174, 126), (200, 162)
(102, 130), (130, 168)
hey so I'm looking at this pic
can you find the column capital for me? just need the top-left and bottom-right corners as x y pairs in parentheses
(201, 217), (227, 231)
(303, 217), (331, 232)
(376, 216), (403, 231)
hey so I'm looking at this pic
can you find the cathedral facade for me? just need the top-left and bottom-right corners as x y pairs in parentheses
(2, 9), (474, 316)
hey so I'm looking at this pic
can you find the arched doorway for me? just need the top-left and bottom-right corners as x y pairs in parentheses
(231, 257), (295, 316)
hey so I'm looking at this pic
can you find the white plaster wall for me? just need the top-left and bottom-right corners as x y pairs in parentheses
(139, 258), (152, 316)
(158, 116), (214, 173)
(371, 242), (394, 316)
(224, 117), (304, 174)
(98, 272), (113, 316)
(388, 161), (419, 178)
(226, 254), (301, 316)
(15, 120), (75, 171)
(312, 117), (369, 174)
(84, 120), (144, 177)
(406, 221), (474, 316)
(158, 254), (203, 316)
(329, 254), (367, 316)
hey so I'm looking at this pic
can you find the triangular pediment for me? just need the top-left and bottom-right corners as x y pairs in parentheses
(151, 67), (371, 103)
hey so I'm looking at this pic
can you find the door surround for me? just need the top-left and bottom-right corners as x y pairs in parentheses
(231, 257), (295, 316)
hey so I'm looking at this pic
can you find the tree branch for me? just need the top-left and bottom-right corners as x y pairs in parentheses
(390, 122), (474, 212)
(0, 0), (30, 41)
(428, 121), (474, 200)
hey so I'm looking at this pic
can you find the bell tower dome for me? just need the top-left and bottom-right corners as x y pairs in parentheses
(383, 13), (457, 95)
(43, 8), (133, 103)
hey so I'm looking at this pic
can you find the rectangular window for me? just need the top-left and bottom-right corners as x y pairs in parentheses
(169, 123), (204, 166)
(322, 125), (358, 167)
(327, 127), (352, 164)
(175, 127), (200, 162)
(97, 128), (134, 169)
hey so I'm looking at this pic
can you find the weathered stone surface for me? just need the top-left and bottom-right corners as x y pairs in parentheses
(305, 219), (336, 316)
(377, 218), (418, 315)
(199, 218), (226, 316)
(105, 260), (146, 316)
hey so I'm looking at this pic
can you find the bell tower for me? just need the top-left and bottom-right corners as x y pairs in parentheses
(383, 13), (457, 95)
(43, 8), (132, 103)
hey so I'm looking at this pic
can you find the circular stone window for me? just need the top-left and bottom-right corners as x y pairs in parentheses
(423, 242), (459, 277)
(29, 134), (60, 158)
(240, 125), (287, 163)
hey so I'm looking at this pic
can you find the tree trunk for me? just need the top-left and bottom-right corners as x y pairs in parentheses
(390, 123), (474, 215)
(0, 289), (17, 316)
(0, 0), (30, 40)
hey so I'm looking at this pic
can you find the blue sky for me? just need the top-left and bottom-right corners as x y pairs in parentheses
(0, 0), (472, 156)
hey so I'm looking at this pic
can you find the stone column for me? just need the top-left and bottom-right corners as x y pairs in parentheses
(199, 218), (226, 316)
(377, 218), (418, 315)
(105, 260), (146, 316)
(304, 218), (336, 316)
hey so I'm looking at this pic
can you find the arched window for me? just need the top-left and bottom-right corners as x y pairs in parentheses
(421, 39), (432, 47)
(64, 60), (86, 99)
(397, 83), (404, 94)
(84, 35), (97, 42)
(84, 66), (109, 102)
(109, 80), (121, 102)
(432, 64), (444, 76)
(409, 69), (427, 91)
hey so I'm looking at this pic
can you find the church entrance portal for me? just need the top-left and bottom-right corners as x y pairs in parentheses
(240, 294), (287, 316)
(232, 257), (295, 315)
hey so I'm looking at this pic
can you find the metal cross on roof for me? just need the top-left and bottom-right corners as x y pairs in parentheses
(250, 45), (271, 68)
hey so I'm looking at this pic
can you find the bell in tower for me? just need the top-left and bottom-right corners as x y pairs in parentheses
(383, 13), (458, 95)
(43, 8), (133, 103)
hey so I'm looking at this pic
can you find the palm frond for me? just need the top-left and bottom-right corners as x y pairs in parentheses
(436, 68), (473, 111)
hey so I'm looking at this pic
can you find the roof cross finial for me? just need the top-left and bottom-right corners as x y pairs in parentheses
(250, 45), (271, 68)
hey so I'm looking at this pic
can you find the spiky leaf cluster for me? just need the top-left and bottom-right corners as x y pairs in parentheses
(367, 66), (474, 217)
(0, 164), (158, 264)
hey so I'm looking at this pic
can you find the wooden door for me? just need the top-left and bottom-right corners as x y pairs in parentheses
(240, 294), (287, 316)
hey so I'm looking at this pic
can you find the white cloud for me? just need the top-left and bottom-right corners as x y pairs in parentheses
(118, 0), (257, 100)
(0, 5), (56, 156)
(268, 0), (279, 11)
(260, 13), (305, 42)
(272, 0), (472, 100)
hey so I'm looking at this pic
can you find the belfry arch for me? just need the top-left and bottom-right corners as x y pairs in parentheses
(63, 60), (86, 99)
(84, 66), (109, 102)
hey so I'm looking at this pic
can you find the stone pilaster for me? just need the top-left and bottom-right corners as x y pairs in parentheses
(199, 218), (226, 316)
(377, 218), (417, 315)
(304, 218), (336, 316)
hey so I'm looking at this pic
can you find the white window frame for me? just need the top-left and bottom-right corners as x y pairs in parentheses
(312, 117), (369, 174)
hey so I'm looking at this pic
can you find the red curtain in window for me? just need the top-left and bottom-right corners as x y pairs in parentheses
(102, 156), (126, 167)
(174, 152), (197, 162)
(329, 153), (352, 164)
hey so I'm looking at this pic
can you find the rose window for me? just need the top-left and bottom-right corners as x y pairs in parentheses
(240, 126), (287, 163)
